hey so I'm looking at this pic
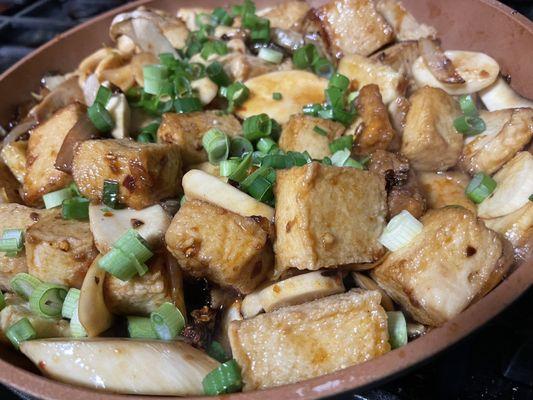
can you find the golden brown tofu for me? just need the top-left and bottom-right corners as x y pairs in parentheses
(278, 114), (345, 159)
(376, 0), (436, 41)
(418, 171), (476, 214)
(0, 162), (21, 204)
(257, 1), (310, 29)
(274, 163), (386, 275)
(0, 294), (70, 343)
(460, 108), (533, 175)
(104, 254), (184, 316)
(26, 210), (98, 289)
(401, 87), (462, 171)
(72, 139), (182, 210)
(165, 200), (273, 294)
(23, 104), (83, 205)
(229, 289), (390, 390)
(157, 111), (241, 166)
(1, 140), (27, 184)
(354, 84), (397, 155)
(0, 204), (52, 291)
(314, 0), (394, 58)
(372, 207), (506, 326)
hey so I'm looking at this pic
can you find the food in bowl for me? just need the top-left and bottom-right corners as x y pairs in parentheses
(0, 0), (531, 396)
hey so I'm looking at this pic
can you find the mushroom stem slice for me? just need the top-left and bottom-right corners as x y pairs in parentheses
(418, 38), (465, 84)
(479, 77), (533, 112)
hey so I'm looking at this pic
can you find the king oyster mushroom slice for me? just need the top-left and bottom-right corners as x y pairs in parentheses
(352, 272), (395, 311)
(480, 77), (533, 111)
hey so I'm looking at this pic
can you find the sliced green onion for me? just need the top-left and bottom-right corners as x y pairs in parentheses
(325, 87), (345, 109)
(292, 44), (318, 69)
(219, 159), (240, 177)
(272, 92), (282, 100)
(330, 149), (351, 167)
(201, 40), (228, 60)
(94, 85), (112, 106)
(203, 128), (231, 165)
(378, 210), (423, 252)
(250, 20), (270, 43)
(180, 195), (187, 206)
(387, 311), (408, 349)
(10, 273), (41, 300)
(258, 47), (283, 64)
(143, 64), (169, 82)
(143, 65), (170, 96)
(243, 174), (274, 202)
(303, 103), (322, 116)
(102, 179), (120, 209)
(99, 248), (142, 281)
(203, 359), (243, 395)
(313, 125), (328, 137)
(465, 172), (496, 204)
(453, 115), (486, 136)
(151, 302), (185, 340)
(257, 137), (277, 154)
(0, 229), (24, 255)
(70, 306), (87, 338)
(137, 122), (159, 143)
(174, 97), (203, 113)
(207, 340), (229, 362)
(225, 82), (249, 111)
(43, 188), (73, 209)
(261, 154), (292, 169)
(6, 318), (36, 349)
(229, 153), (252, 182)
(229, 137), (253, 157)
(529, 194), (533, 202)
(62, 197), (90, 220)
(88, 102), (115, 132)
(329, 73), (350, 91)
(322, 156), (332, 165)
(113, 229), (153, 264)
(127, 316), (158, 339)
(231, 0), (255, 16)
(173, 76), (192, 98)
(458, 94), (478, 117)
(68, 182), (81, 197)
(206, 61), (232, 87)
(137, 132), (155, 143)
(243, 114), (272, 141)
(343, 157), (364, 169)
(287, 151), (311, 166)
(347, 90), (359, 103)
(0, 291), (5, 311)
(312, 57), (334, 78)
(329, 135), (353, 153)
(251, 150), (265, 166)
(61, 288), (80, 319)
(159, 53), (177, 68)
(212, 7), (233, 26)
(29, 283), (68, 318)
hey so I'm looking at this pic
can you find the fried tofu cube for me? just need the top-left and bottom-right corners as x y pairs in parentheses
(257, 1), (310, 29)
(0, 162), (21, 204)
(376, 0), (436, 41)
(278, 115), (345, 159)
(229, 289), (390, 390)
(104, 254), (184, 316)
(460, 108), (533, 175)
(157, 111), (241, 166)
(372, 206), (507, 326)
(0, 204), (52, 291)
(26, 210), (98, 289)
(401, 87), (462, 171)
(23, 104), (83, 205)
(165, 200), (273, 294)
(274, 163), (386, 275)
(417, 171), (476, 214)
(0, 140), (27, 183)
(72, 139), (182, 210)
(314, 0), (394, 58)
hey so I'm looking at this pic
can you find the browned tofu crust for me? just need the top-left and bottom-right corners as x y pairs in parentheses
(274, 163), (386, 275)
(401, 86), (462, 171)
(372, 206), (505, 326)
(258, 1), (310, 30)
(314, 0), (394, 58)
(0, 204), (53, 290)
(72, 139), (182, 210)
(157, 111), (242, 166)
(23, 103), (84, 205)
(229, 289), (390, 390)
(417, 171), (476, 214)
(165, 200), (273, 294)
(278, 114), (345, 159)
(26, 210), (98, 289)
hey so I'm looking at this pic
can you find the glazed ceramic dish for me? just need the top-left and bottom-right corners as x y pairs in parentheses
(0, 0), (531, 399)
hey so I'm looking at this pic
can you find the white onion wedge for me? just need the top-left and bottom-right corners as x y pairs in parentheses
(182, 169), (275, 221)
(20, 338), (219, 395)
(477, 152), (533, 218)
(78, 256), (113, 337)
(412, 50), (499, 95)
(89, 204), (171, 253)
(479, 77), (533, 111)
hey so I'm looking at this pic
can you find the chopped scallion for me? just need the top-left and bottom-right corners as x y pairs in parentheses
(272, 92), (282, 100)
(258, 47), (283, 64)
(379, 210), (423, 252)
(0, 291), (5, 311)
(458, 94), (478, 117)
(465, 172), (496, 204)
(201, 40), (228, 60)
(174, 97), (203, 113)
(229, 137), (253, 157)
(43, 188), (73, 209)
(206, 61), (232, 87)
(329, 135), (353, 153)
(453, 115), (486, 136)
(212, 7), (234, 26)
(243, 114), (272, 141)
(10, 273), (41, 300)
(203, 128), (231, 165)
(387, 311), (408, 349)
(62, 197), (90, 220)
(207, 340), (229, 362)
(6, 318), (36, 349)
(292, 44), (319, 69)
(151, 302), (185, 340)
(313, 125), (328, 137)
(257, 137), (278, 154)
(102, 179), (120, 209)
(203, 359), (243, 395)
(0, 229), (24, 256)
(94, 85), (112, 106)
(61, 288), (80, 319)
(128, 316), (158, 339)
(225, 82), (249, 111)
(88, 102), (115, 132)
(29, 283), (68, 318)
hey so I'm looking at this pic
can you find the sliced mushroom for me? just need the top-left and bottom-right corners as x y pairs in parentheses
(418, 38), (465, 84)
(20, 339), (219, 396)
(78, 256), (113, 337)
(352, 272), (395, 311)
(89, 204), (171, 253)
(105, 93), (131, 139)
(480, 77), (533, 111)
(78, 47), (115, 86)
(182, 169), (275, 221)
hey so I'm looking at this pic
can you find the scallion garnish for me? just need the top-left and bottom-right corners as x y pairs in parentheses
(102, 179), (120, 209)
(330, 149), (351, 167)
(272, 92), (282, 101)
(202, 359), (243, 395)
(240, 166), (275, 203)
(94, 85), (112, 106)
(137, 122), (160, 143)
(202, 128), (231, 165)
(10, 273), (41, 300)
(329, 73), (350, 91)
(243, 114), (272, 141)
(312, 57), (335, 78)
(127, 316), (158, 339)
(293, 44), (319, 69)
(313, 125), (328, 137)
(465, 172), (496, 204)
(378, 210), (423, 252)
(206, 61), (232, 87)
(257, 137), (278, 154)
(61, 288), (80, 319)
(0, 229), (24, 256)
(225, 82), (249, 112)
(150, 302), (185, 340)
(43, 187), (73, 209)
(458, 94), (478, 117)
(70, 306), (87, 338)
(303, 103), (322, 116)
(387, 311), (408, 349)
(88, 102), (115, 132)
(29, 283), (68, 318)
(258, 47), (283, 64)
(143, 64), (170, 96)
(329, 135), (353, 153)
(229, 137), (253, 157)
(212, 7), (234, 26)
(219, 159), (240, 177)
(207, 340), (229, 362)
(6, 318), (36, 349)
(0, 291), (5, 311)
(62, 197), (90, 220)
(228, 153), (253, 182)
(201, 40), (229, 60)
(174, 97), (203, 113)
(453, 115), (486, 136)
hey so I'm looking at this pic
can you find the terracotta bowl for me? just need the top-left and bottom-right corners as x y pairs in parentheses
(0, 0), (531, 399)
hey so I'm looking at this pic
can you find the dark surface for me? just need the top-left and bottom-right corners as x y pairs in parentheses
(0, 0), (532, 399)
